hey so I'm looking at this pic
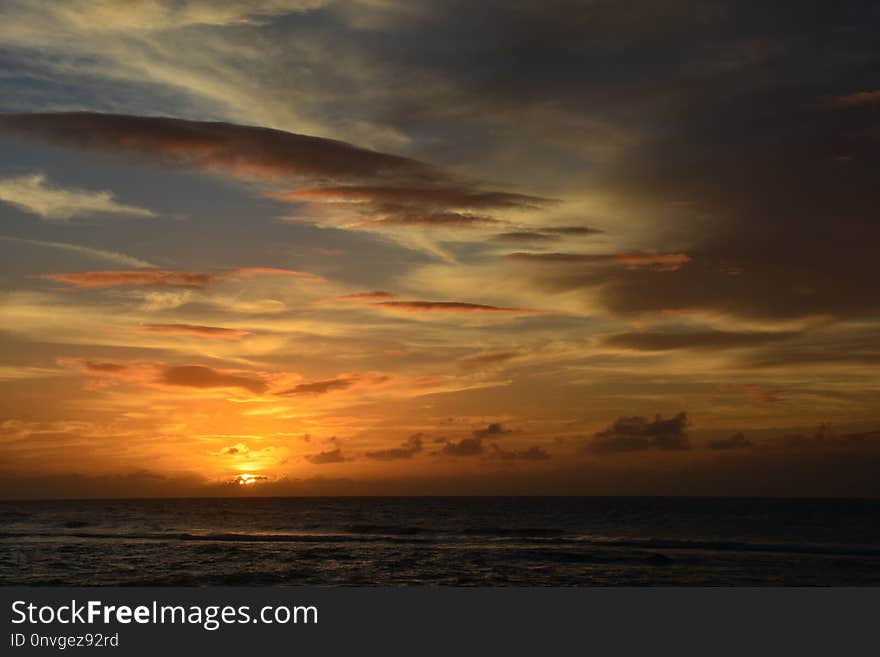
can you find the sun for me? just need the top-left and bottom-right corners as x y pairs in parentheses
(236, 473), (258, 485)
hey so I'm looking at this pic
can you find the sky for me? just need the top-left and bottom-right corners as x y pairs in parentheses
(1, 0), (879, 498)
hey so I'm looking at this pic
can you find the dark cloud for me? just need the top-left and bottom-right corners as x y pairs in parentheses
(0, 112), (434, 181)
(364, 433), (424, 460)
(305, 448), (347, 464)
(492, 231), (558, 242)
(507, 251), (691, 272)
(372, 301), (535, 313)
(278, 185), (545, 210)
(279, 378), (354, 396)
(473, 422), (511, 439)
(439, 437), (485, 457)
(545, 226), (603, 236)
(603, 330), (798, 351)
(707, 432), (753, 450)
(490, 444), (551, 460)
(0, 112), (551, 229)
(589, 412), (690, 454)
(160, 365), (267, 394)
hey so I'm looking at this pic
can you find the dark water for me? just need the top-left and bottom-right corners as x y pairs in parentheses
(1, 497), (879, 586)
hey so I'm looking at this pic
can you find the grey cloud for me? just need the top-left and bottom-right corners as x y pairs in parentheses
(589, 412), (690, 454)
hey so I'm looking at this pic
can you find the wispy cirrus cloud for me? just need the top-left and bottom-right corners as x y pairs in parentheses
(372, 301), (536, 314)
(0, 172), (154, 221)
(38, 266), (321, 289)
(0, 236), (155, 268)
(279, 377), (355, 396)
(507, 251), (691, 272)
(134, 324), (251, 340)
(331, 290), (395, 302)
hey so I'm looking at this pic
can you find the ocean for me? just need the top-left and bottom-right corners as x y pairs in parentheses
(2, 497), (879, 586)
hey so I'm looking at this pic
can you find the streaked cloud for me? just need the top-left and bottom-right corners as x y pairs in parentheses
(0, 172), (154, 221)
(372, 301), (536, 313)
(134, 323), (251, 340)
(0, 236), (155, 268)
(38, 266), (320, 288)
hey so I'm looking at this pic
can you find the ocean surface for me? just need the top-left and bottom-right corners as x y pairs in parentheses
(1, 497), (879, 586)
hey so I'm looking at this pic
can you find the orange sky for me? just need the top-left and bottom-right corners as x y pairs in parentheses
(1, 1), (880, 498)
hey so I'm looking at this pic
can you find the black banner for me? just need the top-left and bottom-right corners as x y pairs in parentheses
(2, 588), (876, 655)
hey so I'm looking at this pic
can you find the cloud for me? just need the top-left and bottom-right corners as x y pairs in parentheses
(371, 301), (535, 313)
(716, 383), (784, 404)
(492, 231), (558, 242)
(439, 437), (484, 457)
(332, 290), (395, 302)
(0, 236), (155, 268)
(40, 270), (221, 289)
(0, 112), (433, 181)
(220, 443), (250, 456)
(603, 330), (799, 351)
(135, 324), (251, 340)
(364, 433), (424, 460)
(490, 444), (551, 460)
(80, 360), (128, 374)
(707, 432), (753, 450)
(507, 251), (691, 272)
(0, 113), (550, 230)
(473, 422), (511, 439)
(38, 266), (319, 289)
(3, 1), (325, 33)
(279, 377), (354, 396)
(0, 172), (155, 221)
(305, 447), (347, 464)
(160, 365), (267, 394)
(589, 412), (691, 454)
(458, 350), (519, 370)
(832, 90), (880, 106)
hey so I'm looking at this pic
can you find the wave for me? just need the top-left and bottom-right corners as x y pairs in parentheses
(2, 528), (879, 557)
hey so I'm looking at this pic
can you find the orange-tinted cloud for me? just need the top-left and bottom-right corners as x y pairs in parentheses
(39, 267), (320, 289)
(458, 350), (519, 370)
(279, 377), (355, 396)
(40, 270), (220, 289)
(0, 113), (550, 230)
(372, 301), (536, 313)
(160, 365), (267, 394)
(135, 324), (251, 340)
(332, 290), (395, 302)
(832, 90), (880, 106)
(507, 251), (691, 271)
(0, 112), (434, 182)
(277, 185), (546, 210)
(231, 267), (324, 282)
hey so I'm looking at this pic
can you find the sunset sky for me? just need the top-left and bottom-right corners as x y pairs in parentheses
(1, 1), (879, 498)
